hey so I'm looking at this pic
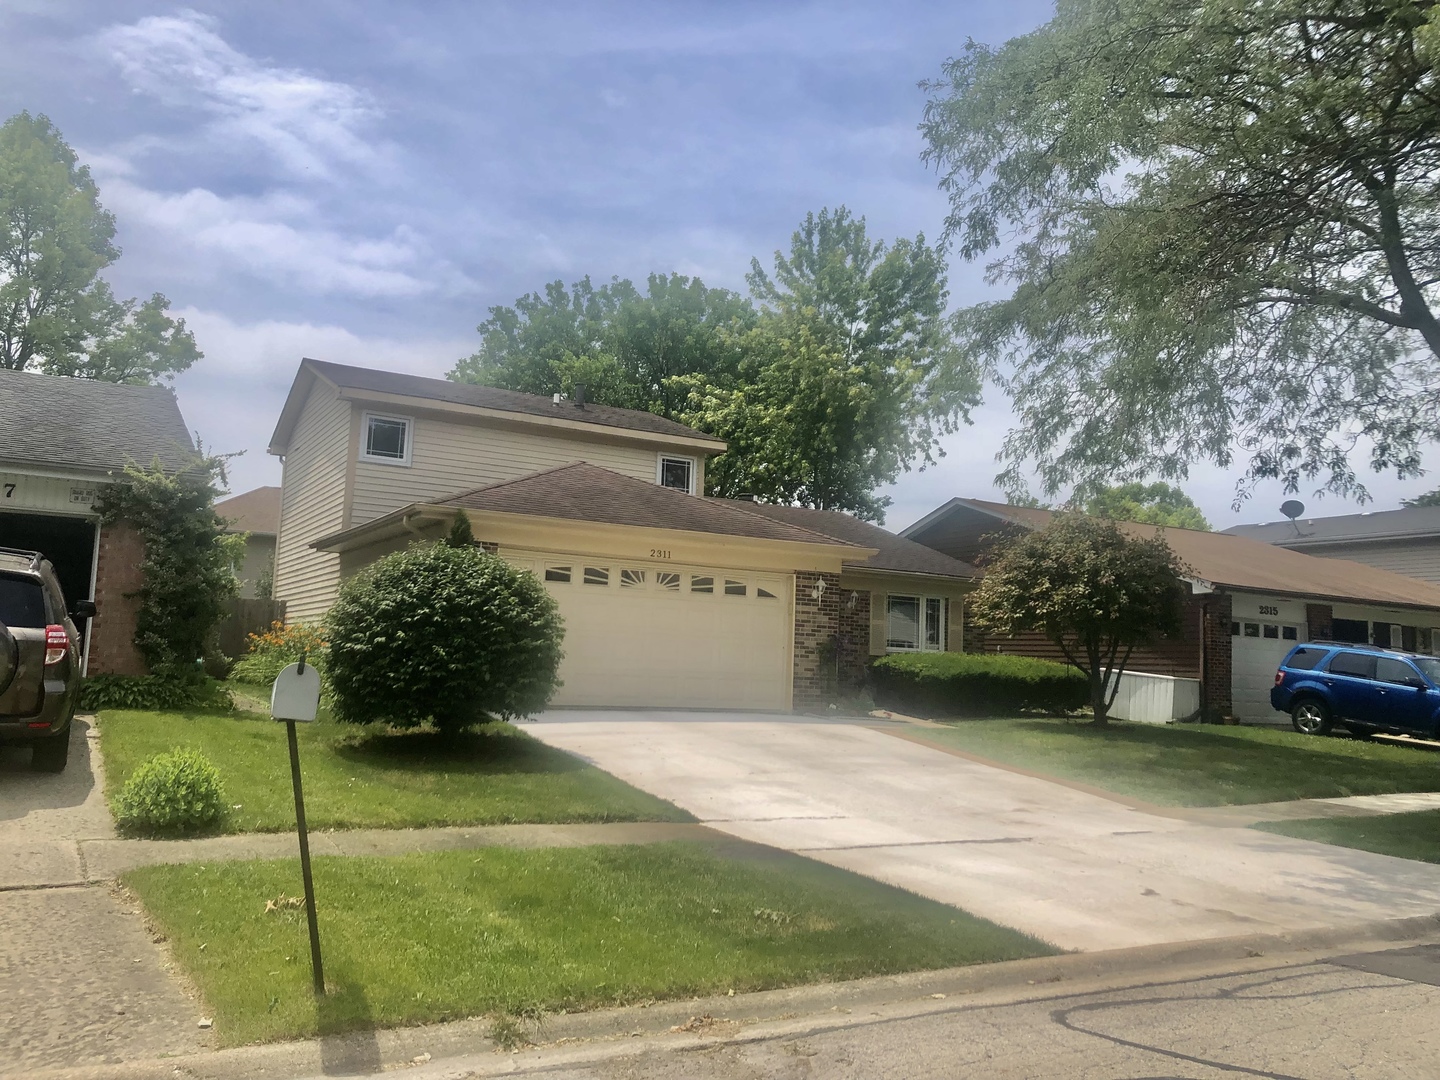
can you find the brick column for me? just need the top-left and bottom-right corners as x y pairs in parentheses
(1199, 591), (1232, 719)
(1306, 603), (1333, 642)
(836, 587), (870, 689)
(87, 521), (148, 677)
(792, 571), (841, 710)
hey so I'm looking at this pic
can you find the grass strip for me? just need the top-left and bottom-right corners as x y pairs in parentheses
(97, 708), (690, 833)
(1254, 809), (1440, 864)
(910, 718), (1440, 807)
(124, 842), (1054, 1045)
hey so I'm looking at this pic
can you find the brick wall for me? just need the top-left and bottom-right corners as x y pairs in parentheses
(1306, 603), (1333, 641)
(87, 521), (148, 677)
(1199, 591), (1233, 718)
(959, 597), (987, 653)
(793, 570), (841, 709)
(836, 587), (870, 688)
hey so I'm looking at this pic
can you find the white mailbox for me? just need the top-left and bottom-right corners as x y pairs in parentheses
(271, 662), (322, 723)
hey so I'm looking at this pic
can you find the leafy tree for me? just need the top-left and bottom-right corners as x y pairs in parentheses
(0, 112), (200, 382)
(97, 453), (244, 675)
(1402, 488), (1440, 508)
(324, 542), (564, 732)
(967, 515), (1189, 723)
(450, 272), (751, 418)
(921, 0), (1440, 501)
(1081, 482), (1210, 530)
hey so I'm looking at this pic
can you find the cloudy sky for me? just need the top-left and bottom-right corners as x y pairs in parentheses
(2, 1), (1432, 530)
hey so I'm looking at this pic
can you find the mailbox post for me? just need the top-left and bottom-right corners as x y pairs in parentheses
(271, 656), (325, 995)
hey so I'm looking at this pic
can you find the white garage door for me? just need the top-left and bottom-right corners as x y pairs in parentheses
(1230, 617), (1302, 724)
(515, 556), (793, 710)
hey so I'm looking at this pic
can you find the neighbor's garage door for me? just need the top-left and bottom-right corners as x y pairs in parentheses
(1230, 616), (1302, 723)
(518, 556), (792, 710)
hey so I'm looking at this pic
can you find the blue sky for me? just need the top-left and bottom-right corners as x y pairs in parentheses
(2, 1), (1432, 530)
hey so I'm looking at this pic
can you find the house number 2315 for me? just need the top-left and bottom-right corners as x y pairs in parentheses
(650, 548), (672, 560)
(1258, 605), (1279, 616)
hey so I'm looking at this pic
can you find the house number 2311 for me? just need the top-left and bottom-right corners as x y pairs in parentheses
(650, 548), (672, 560)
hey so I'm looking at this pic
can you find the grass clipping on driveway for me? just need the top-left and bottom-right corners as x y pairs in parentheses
(97, 709), (690, 832)
(1254, 809), (1440, 865)
(124, 842), (1053, 1045)
(912, 718), (1440, 807)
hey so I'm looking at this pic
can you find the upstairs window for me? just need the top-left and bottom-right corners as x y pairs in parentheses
(362, 413), (412, 466)
(657, 455), (696, 494)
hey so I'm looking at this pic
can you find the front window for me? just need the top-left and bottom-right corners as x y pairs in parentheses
(362, 413), (411, 465)
(1413, 657), (1440, 683)
(886, 595), (945, 652)
(657, 455), (695, 494)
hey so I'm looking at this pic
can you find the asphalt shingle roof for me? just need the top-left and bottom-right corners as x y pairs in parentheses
(710, 499), (979, 580)
(302, 358), (723, 445)
(215, 486), (281, 535)
(0, 368), (194, 474)
(1223, 505), (1440, 545)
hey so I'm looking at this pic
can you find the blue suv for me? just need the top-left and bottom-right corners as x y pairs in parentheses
(1272, 643), (1440, 737)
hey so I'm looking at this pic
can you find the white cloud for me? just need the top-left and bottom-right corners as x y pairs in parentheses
(170, 308), (473, 494)
(97, 9), (385, 181)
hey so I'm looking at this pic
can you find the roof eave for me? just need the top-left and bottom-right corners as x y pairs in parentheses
(841, 563), (980, 583)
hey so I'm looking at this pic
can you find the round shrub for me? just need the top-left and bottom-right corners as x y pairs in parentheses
(324, 542), (564, 732)
(115, 748), (226, 835)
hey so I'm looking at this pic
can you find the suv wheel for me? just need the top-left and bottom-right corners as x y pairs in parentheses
(31, 733), (70, 773)
(1291, 699), (1332, 736)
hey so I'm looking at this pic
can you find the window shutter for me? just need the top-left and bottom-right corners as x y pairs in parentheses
(947, 598), (964, 652)
(869, 593), (887, 655)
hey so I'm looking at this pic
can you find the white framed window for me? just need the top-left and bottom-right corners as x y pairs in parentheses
(886, 595), (946, 652)
(361, 412), (412, 466)
(657, 454), (696, 494)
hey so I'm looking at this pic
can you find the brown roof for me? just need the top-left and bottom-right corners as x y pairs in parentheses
(711, 499), (979, 580)
(215, 486), (281, 536)
(271, 358), (723, 452)
(435, 463), (852, 545)
(904, 498), (1440, 611)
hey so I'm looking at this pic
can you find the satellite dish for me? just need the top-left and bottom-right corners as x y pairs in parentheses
(1280, 500), (1305, 521)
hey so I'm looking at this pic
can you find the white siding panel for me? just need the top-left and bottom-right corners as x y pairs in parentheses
(273, 386), (350, 623)
(350, 414), (663, 525)
(1299, 540), (1440, 586)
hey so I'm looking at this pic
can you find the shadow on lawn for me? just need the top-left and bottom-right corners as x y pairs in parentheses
(317, 961), (381, 1075)
(327, 724), (586, 776)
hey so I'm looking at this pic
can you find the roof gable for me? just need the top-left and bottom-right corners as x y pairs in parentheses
(0, 368), (194, 475)
(215, 486), (281, 535)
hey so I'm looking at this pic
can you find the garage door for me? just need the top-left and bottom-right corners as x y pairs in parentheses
(1230, 618), (1302, 723)
(517, 556), (793, 710)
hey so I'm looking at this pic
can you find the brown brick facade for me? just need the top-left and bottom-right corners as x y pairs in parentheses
(792, 570), (841, 709)
(87, 521), (148, 677)
(1198, 591), (1232, 718)
(1306, 603), (1333, 642)
(836, 587), (870, 689)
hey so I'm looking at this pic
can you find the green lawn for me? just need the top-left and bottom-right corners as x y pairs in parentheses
(1255, 809), (1440, 864)
(910, 719), (1440, 806)
(97, 707), (689, 833)
(123, 842), (1054, 1045)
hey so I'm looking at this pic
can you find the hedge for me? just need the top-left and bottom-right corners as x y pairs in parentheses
(869, 652), (1088, 718)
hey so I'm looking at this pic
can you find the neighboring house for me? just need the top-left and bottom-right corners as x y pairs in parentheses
(1224, 506), (1440, 586)
(269, 358), (977, 710)
(215, 486), (280, 598)
(0, 368), (195, 676)
(902, 498), (1440, 724)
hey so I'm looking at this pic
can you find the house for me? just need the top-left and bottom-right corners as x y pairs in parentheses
(269, 358), (978, 710)
(901, 497), (1440, 724)
(1223, 505), (1440, 586)
(0, 367), (195, 675)
(215, 486), (280, 598)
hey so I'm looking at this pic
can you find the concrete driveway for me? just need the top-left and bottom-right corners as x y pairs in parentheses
(528, 712), (1440, 952)
(0, 718), (207, 1076)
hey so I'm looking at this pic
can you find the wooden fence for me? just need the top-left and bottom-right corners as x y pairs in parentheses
(216, 597), (287, 659)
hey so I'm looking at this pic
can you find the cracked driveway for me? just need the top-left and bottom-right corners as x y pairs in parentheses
(528, 713), (1440, 951)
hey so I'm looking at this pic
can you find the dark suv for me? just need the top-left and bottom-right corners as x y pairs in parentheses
(0, 549), (94, 771)
(1272, 642), (1440, 738)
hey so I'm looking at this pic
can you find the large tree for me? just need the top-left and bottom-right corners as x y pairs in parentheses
(0, 112), (199, 383)
(921, 0), (1440, 502)
(1081, 482), (1210, 530)
(967, 515), (1189, 724)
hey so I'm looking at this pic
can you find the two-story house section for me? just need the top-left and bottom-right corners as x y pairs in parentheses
(268, 358), (978, 712)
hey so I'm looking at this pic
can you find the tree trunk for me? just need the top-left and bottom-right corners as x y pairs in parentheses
(1086, 643), (1109, 726)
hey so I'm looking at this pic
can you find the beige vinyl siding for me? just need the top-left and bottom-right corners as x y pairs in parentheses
(235, 535), (276, 599)
(273, 385), (350, 622)
(349, 413), (675, 526)
(1294, 539), (1440, 587)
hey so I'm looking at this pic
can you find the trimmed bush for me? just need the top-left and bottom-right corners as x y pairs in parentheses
(114, 748), (226, 835)
(80, 674), (232, 713)
(325, 542), (564, 732)
(230, 621), (328, 688)
(869, 652), (1087, 718)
